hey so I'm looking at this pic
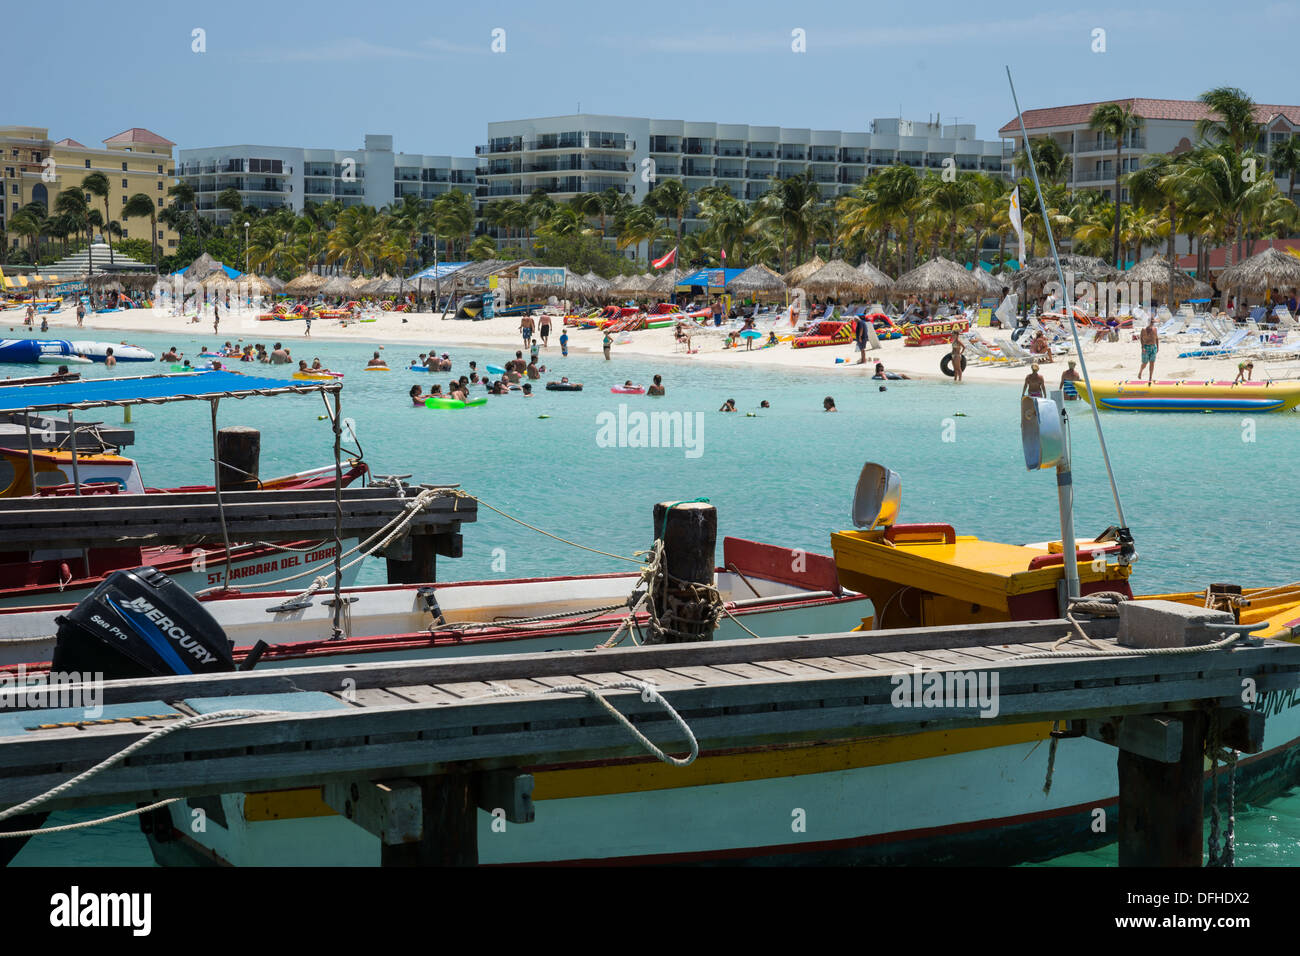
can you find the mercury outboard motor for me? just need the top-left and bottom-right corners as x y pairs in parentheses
(2, 568), (240, 866)
(52, 566), (236, 679)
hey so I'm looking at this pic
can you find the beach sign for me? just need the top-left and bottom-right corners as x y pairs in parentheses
(519, 266), (567, 287)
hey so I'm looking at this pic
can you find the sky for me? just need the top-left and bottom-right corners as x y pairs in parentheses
(10, 0), (1300, 156)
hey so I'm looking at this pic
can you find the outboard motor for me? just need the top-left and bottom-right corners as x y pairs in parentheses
(52, 566), (235, 679)
(3, 568), (237, 866)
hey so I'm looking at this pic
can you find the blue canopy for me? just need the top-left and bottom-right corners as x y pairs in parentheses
(676, 268), (745, 288)
(0, 370), (333, 413)
(406, 262), (470, 282)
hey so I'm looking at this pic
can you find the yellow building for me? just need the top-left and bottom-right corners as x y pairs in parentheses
(0, 125), (180, 262)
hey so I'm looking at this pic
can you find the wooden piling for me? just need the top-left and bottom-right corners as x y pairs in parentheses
(382, 772), (478, 866)
(1117, 710), (1208, 866)
(216, 426), (260, 490)
(649, 501), (717, 644)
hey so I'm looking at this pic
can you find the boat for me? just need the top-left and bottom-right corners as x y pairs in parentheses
(69, 341), (156, 363)
(1074, 379), (1300, 413)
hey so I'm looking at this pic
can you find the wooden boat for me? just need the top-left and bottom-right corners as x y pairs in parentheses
(1075, 378), (1300, 413)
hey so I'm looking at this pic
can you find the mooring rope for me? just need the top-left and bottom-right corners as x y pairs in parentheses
(491, 679), (698, 767)
(0, 709), (279, 832)
(446, 490), (642, 565)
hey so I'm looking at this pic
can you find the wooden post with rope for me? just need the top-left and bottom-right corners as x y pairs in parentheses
(649, 500), (717, 644)
(216, 426), (260, 491)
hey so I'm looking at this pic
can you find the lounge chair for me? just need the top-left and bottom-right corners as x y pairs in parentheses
(1178, 328), (1250, 358)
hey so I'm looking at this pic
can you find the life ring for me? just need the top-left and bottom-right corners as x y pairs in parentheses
(545, 382), (583, 391)
(939, 353), (968, 378)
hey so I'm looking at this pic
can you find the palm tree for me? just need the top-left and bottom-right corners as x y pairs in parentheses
(1016, 137), (1073, 187)
(645, 179), (690, 244)
(82, 172), (114, 265)
(122, 192), (160, 266)
(1196, 87), (1264, 154)
(167, 181), (203, 253)
(1270, 134), (1300, 202)
(1088, 102), (1145, 267)
(1126, 154), (1185, 298)
(7, 210), (40, 263)
(872, 164), (921, 272)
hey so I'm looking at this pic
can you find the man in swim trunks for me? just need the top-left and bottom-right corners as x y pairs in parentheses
(719, 398), (737, 412)
(1022, 363), (1046, 398)
(539, 316), (551, 347)
(1060, 360), (1082, 399)
(526, 359), (540, 380)
(1139, 317), (1158, 383)
(270, 343), (290, 364)
(855, 314), (869, 363)
(519, 314), (535, 346)
(1234, 360), (1255, 384)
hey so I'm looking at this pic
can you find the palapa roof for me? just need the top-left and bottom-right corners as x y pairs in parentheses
(183, 252), (228, 280)
(239, 274), (272, 295)
(283, 271), (328, 295)
(609, 273), (652, 296)
(727, 263), (787, 297)
(377, 276), (410, 295)
(1216, 247), (1300, 293)
(201, 271), (236, 289)
(890, 257), (986, 297)
(801, 259), (884, 298)
(1125, 254), (1195, 293)
(782, 256), (825, 285)
(349, 275), (373, 290)
(648, 267), (684, 295)
(856, 258), (894, 289)
(319, 275), (353, 295)
(582, 271), (609, 290)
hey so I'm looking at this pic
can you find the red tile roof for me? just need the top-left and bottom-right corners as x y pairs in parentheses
(102, 128), (176, 147)
(1177, 239), (1300, 272)
(53, 138), (87, 148)
(1000, 98), (1300, 135)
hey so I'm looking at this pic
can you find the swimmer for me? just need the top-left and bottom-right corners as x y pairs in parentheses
(410, 384), (425, 406)
(719, 398), (737, 412)
(647, 374), (665, 396)
(759, 400), (770, 408)
(366, 351), (388, 369)
(823, 396), (838, 412)
(522, 383), (533, 396)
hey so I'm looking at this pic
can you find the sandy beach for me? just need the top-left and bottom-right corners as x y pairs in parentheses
(10, 303), (1290, 387)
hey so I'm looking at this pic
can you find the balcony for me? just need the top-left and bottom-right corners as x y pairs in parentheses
(810, 150), (838, 163)
(1076, 134), (1146, 153)
(779, 148), (806, 161)
(747, 148), (776, 159)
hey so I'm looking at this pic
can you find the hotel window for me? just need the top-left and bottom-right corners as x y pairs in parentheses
(157, 198), (163, 207)
(122, 178), (129, 188)
(85, 159), (91, 168)
(168, 239), (177, 248)
(9, 184), (15, 195)
(122, 162), (128, 170)
(157, 164), (163, 174)
(10, 150), (17, 158)
(157, 229), (163, 239)
(157, 181), (163, 190)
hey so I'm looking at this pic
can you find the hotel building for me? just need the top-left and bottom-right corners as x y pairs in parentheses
(476, 113), (1011, 236)
(0, 125), (180, 257)
(176, 134), (477, 225)
(1000, 98), (1300, 203)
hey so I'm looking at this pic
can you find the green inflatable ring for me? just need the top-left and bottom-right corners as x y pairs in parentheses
(425, 396), (488, 409)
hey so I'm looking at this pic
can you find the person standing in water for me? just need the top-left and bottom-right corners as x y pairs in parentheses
(1138, 316), (1159, 383)
(949, 333), (965, 383)
(602, 331), (612, 360)
(1022, 363), (1046, 398)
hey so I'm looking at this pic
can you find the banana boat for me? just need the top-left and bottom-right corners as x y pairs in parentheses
(1075, 378), (1300, 413)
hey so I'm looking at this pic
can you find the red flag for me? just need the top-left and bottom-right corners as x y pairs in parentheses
(652, 247), (677, 270)
(720, 247), (726, 261)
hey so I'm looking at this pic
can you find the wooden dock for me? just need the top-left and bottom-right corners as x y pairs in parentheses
(1, 615), (1297, 865)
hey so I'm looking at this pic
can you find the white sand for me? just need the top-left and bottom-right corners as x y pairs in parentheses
(15, 304), (1281, 387)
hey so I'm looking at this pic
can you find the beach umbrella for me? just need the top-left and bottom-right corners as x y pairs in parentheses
(183, 252), (227, 280)
(321, 275), (354, 296)
(647, 267), (684, 295)
(968, 266), (1004, 297)
(377, 277), (408, 296)
(1217, 247), (1300, 294)
(284, 271), (327, 295)
(348, 275), (373, 291)
(1125, 255), (1195, 295)
(890, 257), (986, 298)
(265, 274), (286, 293)
(782, 256), (825, 286)
(238, 274), (272, 295)
(802, 259), (887, 299)
(856, 258), (895, 292)
(727, 263), (787, 299)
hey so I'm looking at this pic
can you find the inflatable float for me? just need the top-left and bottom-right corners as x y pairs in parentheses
(902, 317), (970, 347)
(364, 365), (391, 372)
(486, 365), (507, 376)
(292, 371), (344, 381)
(1074, 379), (1300, 413)
(0, 339), (85, 364)
(425, 396), (488, 410)
(611, 385), (645, 394)
(545, 382), (583, 392)
(791, 320), (854, 349)
(70, 341), (155, 363)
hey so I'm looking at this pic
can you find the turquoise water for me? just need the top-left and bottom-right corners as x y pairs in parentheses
(6, 323), (1299, 865)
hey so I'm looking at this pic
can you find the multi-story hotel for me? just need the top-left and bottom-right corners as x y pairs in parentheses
(176, 134), (477, 225)
(0, 125), (180, 257)
(1000, 98), (1300, 202)
(476, 113), (1010, 238)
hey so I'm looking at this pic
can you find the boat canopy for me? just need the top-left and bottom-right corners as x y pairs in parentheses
(0, 370), (336, 413)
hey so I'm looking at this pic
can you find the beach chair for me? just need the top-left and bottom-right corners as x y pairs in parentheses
(1157, 317), (1185, 337)
(1179, 328), (1250, 359)
(999, 336), (1035, 363)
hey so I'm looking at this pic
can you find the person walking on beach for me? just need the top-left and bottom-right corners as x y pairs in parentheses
(213, 300), (221, 335)
(855, 314), (869, 363)
(304, 314), (312, 337)
(75, 298), (85, 328)
(949, 333), (965, 383)
(602, 331), (612, 360)
(1022, 363), (1046, 399)
(539, 316), (551, 347)
(1138, 316), (1159, 383)
(560, 329), (569, 356)
(519, 314), (535, 347)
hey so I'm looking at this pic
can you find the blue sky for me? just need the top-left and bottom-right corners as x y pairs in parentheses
(12, 0), (1300, 155)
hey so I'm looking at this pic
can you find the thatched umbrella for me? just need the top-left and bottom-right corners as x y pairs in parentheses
(87, 273), (123, 292)
(891, 257), (985, 298)
(348, 275), (373, 292)
(609, 273), (650, 297)
(284, 272), (327, 295)
(378, 277), (408, 296)
(647, 267), (684, 296)
(321, 275), (354, 296)
(968, 266), (1004, 298)
(183, 252), (226, 280)
(802, 259), (884, 299)
(264, 274), (286, 293)
(1217, 247), (1300, 295)
(1126, 255), (1195, 295)
(239, 274), (272, 295)
(202, 271), (235, 290)
(727, 263), (787, 299)
(856, 258), (894, 292)
(782, 256), (825, 286)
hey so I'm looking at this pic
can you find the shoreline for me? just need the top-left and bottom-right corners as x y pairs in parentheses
(7, 304), (1283, 387)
